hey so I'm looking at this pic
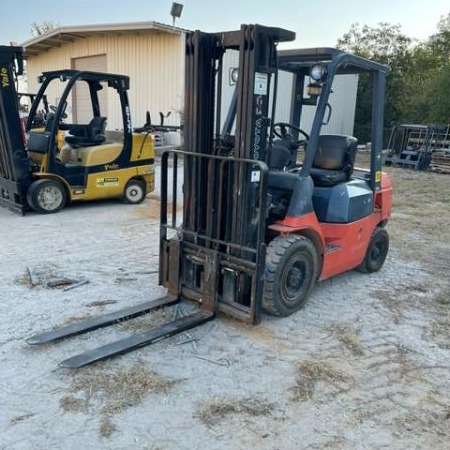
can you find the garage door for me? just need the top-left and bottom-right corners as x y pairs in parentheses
(72, 55), (107, 123)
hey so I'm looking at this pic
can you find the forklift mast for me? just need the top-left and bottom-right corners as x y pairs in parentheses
(160, 25), (295, 324)
(0, 46), (30, 214)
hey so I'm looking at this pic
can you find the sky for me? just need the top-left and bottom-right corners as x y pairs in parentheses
(1, 0), (449, 48)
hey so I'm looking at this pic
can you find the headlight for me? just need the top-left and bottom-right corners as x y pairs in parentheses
(310, 64), (327, 81)
(230, 67), (239, 85)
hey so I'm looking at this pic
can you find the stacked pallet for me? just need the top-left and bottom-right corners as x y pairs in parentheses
(430, 150), (450, 174)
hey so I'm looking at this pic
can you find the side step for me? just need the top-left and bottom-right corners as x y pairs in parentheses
(27, 295), (179, 345)
(59, 310), (214, 368)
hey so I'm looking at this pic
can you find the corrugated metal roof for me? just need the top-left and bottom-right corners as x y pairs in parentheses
(22, 21), (186, 57)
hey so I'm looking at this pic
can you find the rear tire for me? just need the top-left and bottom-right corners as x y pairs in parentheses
(27, 179), (67, 214)
(358, 227), (389, 273)
(123, 180), (146, 204)
(263, 234), (319, 317)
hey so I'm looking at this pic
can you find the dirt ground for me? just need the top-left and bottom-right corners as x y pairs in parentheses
(0, 163), (449, 450)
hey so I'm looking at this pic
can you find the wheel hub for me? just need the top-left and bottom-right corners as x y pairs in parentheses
(284, 261), (306, 300)
(38, 186), (63, 210)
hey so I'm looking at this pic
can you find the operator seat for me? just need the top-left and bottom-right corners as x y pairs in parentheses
(267, 138), (311, 219)
(65, 116), (107, 148)
(309, 134), (358, 187)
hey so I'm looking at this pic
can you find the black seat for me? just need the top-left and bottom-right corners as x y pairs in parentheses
(65, 116), (107, 147)
(309, 134), (358, 187)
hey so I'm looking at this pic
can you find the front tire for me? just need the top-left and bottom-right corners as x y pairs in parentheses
(358, 227), (389, 273)
(123, 180), (146, 204)
(263, 235), (319, 317)
(27, 179), (67, 214)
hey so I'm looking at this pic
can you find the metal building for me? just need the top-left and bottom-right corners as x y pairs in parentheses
(22, 22), (185, 134)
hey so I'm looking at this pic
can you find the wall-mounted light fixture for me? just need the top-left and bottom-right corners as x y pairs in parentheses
(170, 3), (184, 27)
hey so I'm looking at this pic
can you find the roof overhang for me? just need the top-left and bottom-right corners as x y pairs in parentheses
(22, 21), (186, 58)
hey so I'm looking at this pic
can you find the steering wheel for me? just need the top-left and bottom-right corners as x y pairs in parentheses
(273, 122), (309, 146)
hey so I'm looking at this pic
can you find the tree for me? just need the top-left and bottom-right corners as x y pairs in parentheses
(337, 23), (414, 143)
(30, 21), (58, 37)
(410, 13), (450, 124)
(429, 13), (450, 65)
(337, 22), (412, 65)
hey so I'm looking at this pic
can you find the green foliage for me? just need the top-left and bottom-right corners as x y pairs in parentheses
(337, 22), (414, 142)
(411, 13), (450, 124)
(337, 14), (450, 141)
(30, 21), (58, 37)
(337, 22), (412, 65)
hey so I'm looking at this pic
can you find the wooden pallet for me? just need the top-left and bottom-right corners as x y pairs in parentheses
(430, 151), (450, 174)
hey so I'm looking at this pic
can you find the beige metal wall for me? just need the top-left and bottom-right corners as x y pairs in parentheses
(26, 31), (184, 131)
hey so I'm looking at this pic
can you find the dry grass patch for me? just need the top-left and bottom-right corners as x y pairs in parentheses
(195, 397), (275, 427)
(291, 360), (352, 402)
(85, 300), (118, 308)
(72, 364), (177, 413)
(61, 314), (93, 326)
(372, 281), (436, 323)
(118, 307), (171, 332)
(372, 288), (404, 324)
(329, 323), (364, 356)
(10, 412), (35, 425)
(381, 166), (450, 267)
(59, 394), (89, 413)
(99, 416), (117, 438)
(62, 363), (178, 437)
(15, 272), (35, 288)
(429, 316), (450, 349)
(392, 343), (420, 382)
(395, 394), (450, 441)
(436, 290), (450, 305)
(433, 283), (450, 306)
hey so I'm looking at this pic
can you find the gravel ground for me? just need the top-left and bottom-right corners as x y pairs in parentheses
(0, 166), (449, 450)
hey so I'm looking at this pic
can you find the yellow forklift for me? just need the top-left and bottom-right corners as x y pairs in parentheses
(0, 46), (155, 214)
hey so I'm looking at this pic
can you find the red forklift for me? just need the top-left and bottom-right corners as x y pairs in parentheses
(28, 25), (392, 368)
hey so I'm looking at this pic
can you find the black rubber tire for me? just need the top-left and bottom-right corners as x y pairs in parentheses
(357, 227), (389, 273)
(263, 234), (319, 317)
(123, 180), (146, 204)
(27, 179), (67, 214)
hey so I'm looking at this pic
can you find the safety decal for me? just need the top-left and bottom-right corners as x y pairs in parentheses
(251, 170), (261, 182)
(375, 171), (382, 183)
(96, 177), (119, 187)
(254, 72), (268, 95)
